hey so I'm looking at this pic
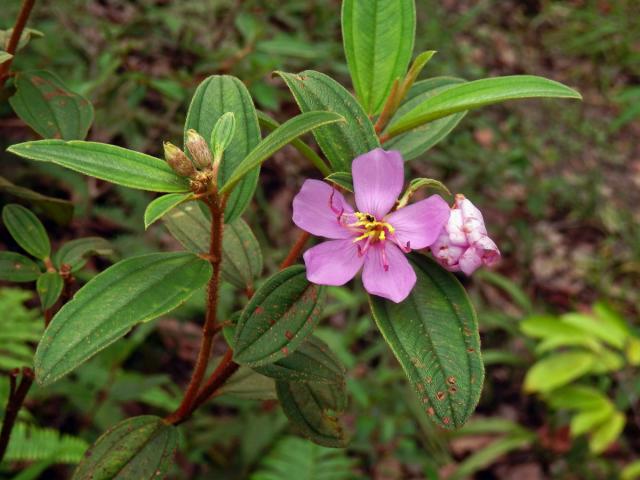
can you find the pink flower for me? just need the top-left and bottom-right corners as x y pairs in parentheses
(430, 194), (501, 275)
(292, 148), (450, 303)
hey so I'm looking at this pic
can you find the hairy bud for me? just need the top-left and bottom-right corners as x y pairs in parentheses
(163, 142), (195, 177)
(186, 129), (213, 170)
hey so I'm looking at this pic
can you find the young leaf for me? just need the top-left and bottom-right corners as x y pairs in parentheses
(369, 254), (484, 430)
(9, 70), (94, 140)
(276, 380), (348, 448)
(324, 172), (353, 192)
(7, 141), (189, 193)
(36, 272), (63, 310)
(184, 75), (261, 223)
(53, 237), (113, 272)
(523, 351), (596, 393)
(143, 192), (194, 229)
(386, 77), (468, 159)
(255, 336), (345, 384)
(220, 111), (344, 195)
(2, 204), (51, 260)
(0, 252), (41, 282)
(562, 311), (628, 350)
(233, 266), (326, 367)
(342, 0), (416, 115)
(163, 203), (209, 252)
(210, 111), (237, 158)
(72, 416), (178, 480)
(221, 218), (263, 290)
(35, 252), (211, 386)
(276, 70), (380, 172)
(589, 411), (625, 454)
(386, 75), (582, 138)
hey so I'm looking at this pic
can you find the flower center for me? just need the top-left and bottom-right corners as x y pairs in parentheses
(350, 212), (395, 244)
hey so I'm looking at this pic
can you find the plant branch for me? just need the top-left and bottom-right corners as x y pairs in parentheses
(374, 78), (400, 135)
(165, 195), (225, 425)
(186, 348), (239, 419)
(0, 368), (34, 463)
(279, 231), (311, 270)
(0, 0), (37, 87)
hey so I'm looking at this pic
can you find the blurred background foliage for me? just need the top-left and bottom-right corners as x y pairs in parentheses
(1, 0), (639, 478)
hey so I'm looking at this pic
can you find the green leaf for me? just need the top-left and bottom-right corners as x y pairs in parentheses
(221, 217), (263, 290)
(7, 141), (189, 193)
(2, 203), (50, 260)
(0, 175), (73, 225)
(523, 351), (596, 393)
(570, 404), (614, 437)
(621, 460), (640, 480)
(37, 272), (63, 310)
(0, 50), (12, 64)
(53, 237), (113, 272)
(218, 365), (277, 401)
(369, 254), (484, 429)
(387, 75), (582, 137)
(220, 111), (344, 195)
(0, 27), (43, 52)
(5, 423), (88, 465)
(144, 192), (194, 229)
(386, 77), (467, 159)
(35, 252), (211, 386)
(255, 336), (345, 384)
(276, 380), (348, 447)
(276, 70), (380, 172)
(562, 311), (628, 350)
(0, 252), (41, 282)
(163, 203), (262, 289)
(545, 385), (610, 411)
(9, 70), (94, 140)
(325, 172), (353, 192)
(184, 75), (261, 223)
(72, 416), (178, 479)
(233, 266), (326, 367)
(210, 111), (237, 158)
(589, 411), (625, 454)
(341, 0), (415, 114)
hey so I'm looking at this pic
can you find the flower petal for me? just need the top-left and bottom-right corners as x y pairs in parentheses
(292, 179), (354, 239)
(458, 246), (484, 275)
(457, 195), (488, 244)
(386, 195), (450, 250)
(431, 231), (465, 271)
(362, 243), (416, 303)
(303, 239), (364, 286)
(352, 148), (404, 218)
(475, 235), (501, 266)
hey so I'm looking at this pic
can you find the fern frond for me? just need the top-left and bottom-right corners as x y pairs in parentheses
(3, 423), (88, 464)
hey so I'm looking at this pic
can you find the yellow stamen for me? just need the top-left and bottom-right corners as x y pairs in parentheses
(350, 211), (394, 244)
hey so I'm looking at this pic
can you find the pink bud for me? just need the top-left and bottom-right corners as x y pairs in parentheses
(430, 194), (500, 275)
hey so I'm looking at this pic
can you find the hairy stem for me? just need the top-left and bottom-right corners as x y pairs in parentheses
(186, 348), (239, 419)
(0, 368), (34, 463)
(165, 195), (225, 425)
(279, 231), (311, 270)
(0, 0), (37, 87)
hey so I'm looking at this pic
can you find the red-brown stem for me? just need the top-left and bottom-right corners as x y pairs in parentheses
(0, 0), (37, 87)
(187, 348), (239, 418)
(374, 78), (400, 135)
(379, 133), (391, 144)
(165, 195), (225, 425)
(0, 368), (34, 463)
(279, 231), (311, 270)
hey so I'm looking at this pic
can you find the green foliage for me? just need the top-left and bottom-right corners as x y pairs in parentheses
(342, 0), (415, 114)
(250, 436), (356, 480)
(7, 141), (190, 192)
(2, 203), (50, 260)
(143, 192), (194, 229)
(35, 252), (212, 386)
(36, 271), (63, 310)
(9, 70), (94, 140)
(210, 112), (237, 159)
(52, 237), (113, 272)
(4, 423), (88, 464)
(0, 252), (41, 282)
(184, 75), (261, 223)
(276, 70), (380, 172)
(369, 254), (484, 429)
(72, 415), (178, 479)
(233, 266), (326, 367)
(0, 288), (42, 371)
(0, 175), (73, 225)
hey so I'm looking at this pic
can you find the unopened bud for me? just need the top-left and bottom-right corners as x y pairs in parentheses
(186, 129), (213, 170)
(164, 142), (195, 177)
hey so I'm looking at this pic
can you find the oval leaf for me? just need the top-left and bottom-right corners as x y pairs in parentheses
(523, 351), (596, 394)
(386, 77), (468, 160)
(35, 252), (212, 386)
(221, 217), (263, 290)
(0, 251), (41, 282)
(144, 192), (194, 229)
(37, 272), (63, 310)
(255, 336), (346, 384)
(233, 265), (326, 367)
(369, 254), (484, 429)
(9, 70), (94, 140)
(220, 111), (344, 195)
(53, 237), (113, 272)
(342, 0), (415, 114)
(276, 70), (380, 172)
(2, 203), (50, 260)
(72, 415), (178, 480)
(184, 75), (260, 223)
(7, 140), (189, 193)
(387, 75), (582, 137)
(276, 380), (348, 448)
